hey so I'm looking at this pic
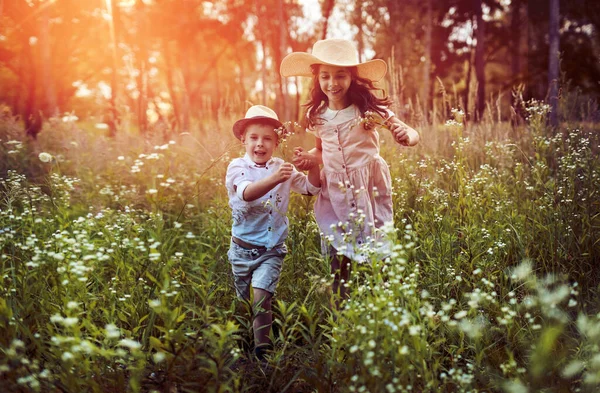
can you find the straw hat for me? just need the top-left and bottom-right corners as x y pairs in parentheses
(280, 38), (387, 82)
(232, 105), (283, 140)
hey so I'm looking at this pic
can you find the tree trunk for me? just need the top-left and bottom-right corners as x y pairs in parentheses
(548, 0), (560, 128)
(40, 4), (58, 118)
(136, 0), (148, 135)
(164, 41), (181, 133)
(474, 0), (486, 122)
(179, 46), (191, 133)
(321, 0), (335, 40)
(421, 0), (432, 122)
(276, 0), (287, 119)
(464, 16), (475, 121)
(510, 0), (522, 97)
(24, 44), (42, 139)
(354, 2), (364, 62)
(108, 0), (120, 137)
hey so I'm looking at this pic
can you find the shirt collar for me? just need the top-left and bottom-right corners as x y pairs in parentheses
(243, 153), (275, 168)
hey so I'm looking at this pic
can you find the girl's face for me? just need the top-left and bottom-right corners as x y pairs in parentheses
(241, 123), (279, 165)
(318, 65), (352, 110)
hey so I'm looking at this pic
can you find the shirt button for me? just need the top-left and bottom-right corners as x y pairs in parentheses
(338, 147), (342, 151)
(269, 195), (272, 198)
(342, 165), (346, 169)
(352, 203), (355, 207)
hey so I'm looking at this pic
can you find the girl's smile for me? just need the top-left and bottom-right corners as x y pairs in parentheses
(318, 65), (352, 110)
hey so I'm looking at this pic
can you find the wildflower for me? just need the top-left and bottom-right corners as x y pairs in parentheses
(38, 152), (53, 163)
(149, 299), (161, 308)
(66, 301), (79, 310)
(105, 323), (121, 339)
(119, 338), (142, 350)
(273, 121), (298, 142)
(510, 259), (533, 281)
(61, 352), (74, 361)
(153, 352), (166, 363)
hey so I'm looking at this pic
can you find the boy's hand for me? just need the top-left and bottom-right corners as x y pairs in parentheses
(292, 147), (316, 170)
(273, 162), (294, 183)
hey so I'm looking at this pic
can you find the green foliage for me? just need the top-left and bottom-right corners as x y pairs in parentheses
(0, 106), (599, 392)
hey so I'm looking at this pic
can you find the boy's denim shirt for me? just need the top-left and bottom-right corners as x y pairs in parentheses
(226, 154), (320, 250)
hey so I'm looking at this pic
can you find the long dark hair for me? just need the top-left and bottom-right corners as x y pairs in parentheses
(304, 64), (392, 128)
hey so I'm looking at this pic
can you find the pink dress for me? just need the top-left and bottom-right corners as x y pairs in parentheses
(310, 104), (394, 262)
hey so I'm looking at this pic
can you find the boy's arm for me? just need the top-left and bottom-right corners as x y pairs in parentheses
(241, 162), (294, 201)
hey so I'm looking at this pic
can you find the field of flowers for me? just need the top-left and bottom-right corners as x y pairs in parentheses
(1, 103), (599, 393)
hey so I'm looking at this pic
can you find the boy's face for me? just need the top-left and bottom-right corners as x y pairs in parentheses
(241, 123), (279, 165)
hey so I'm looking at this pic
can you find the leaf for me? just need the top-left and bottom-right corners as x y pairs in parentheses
(149, 336), (163, 351)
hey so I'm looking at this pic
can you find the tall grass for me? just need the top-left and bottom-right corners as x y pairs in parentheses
(0, 95), (599, 392)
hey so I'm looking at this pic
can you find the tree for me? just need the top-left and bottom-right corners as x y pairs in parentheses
(473, 0), (486, 122)
(548, 0), (559, 128)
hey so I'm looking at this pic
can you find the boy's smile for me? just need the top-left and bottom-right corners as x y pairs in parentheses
(242, 123), (279, 165)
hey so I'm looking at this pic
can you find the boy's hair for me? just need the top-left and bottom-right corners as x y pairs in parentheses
(305, 65), (392, 128)
(240, 120), (279, 140)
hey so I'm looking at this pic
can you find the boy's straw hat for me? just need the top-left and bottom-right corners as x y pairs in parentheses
(233, 105), (283, 140)
(280, 38), (387, 82)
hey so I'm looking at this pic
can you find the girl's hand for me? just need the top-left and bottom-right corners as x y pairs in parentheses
(389, 121), (411, 146)
(292, 147), (316, 170)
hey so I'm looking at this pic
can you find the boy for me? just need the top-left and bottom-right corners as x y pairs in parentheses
(225, 105), (320, 360)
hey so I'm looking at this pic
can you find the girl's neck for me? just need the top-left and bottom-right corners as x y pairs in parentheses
(328, 100), (351, 111)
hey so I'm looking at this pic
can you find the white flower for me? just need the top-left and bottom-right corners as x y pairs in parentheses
(149, 299), (161, 308)
(66, 301), (79, 310)
(61, 352), (74, 361)
(153, 352), (166, 363)
(119, 338), (142, 350)
(38, 152), (53, 163)
(105, 323), (121, 339)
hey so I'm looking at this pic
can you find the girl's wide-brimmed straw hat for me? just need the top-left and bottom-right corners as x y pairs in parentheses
(232, 105), (283, 140)
(280, 38), (387, 82)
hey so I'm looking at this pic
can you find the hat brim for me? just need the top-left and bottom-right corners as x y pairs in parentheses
(280, 52), (388, 82)
(233, 116), (283, 140)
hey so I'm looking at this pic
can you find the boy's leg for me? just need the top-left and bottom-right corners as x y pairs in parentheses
(252, 287), (273, 359)
(331, 255), (351, 309)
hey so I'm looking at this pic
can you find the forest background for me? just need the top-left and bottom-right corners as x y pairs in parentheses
(1, 0), (599, 136)
(1, 0), (600, 392)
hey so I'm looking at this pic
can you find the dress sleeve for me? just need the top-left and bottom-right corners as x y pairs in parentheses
(225, 159), (251, 201)
(289, 166), (320, 196)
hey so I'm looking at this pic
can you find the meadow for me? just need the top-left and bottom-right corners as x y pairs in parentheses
(0, 99), (599, 393)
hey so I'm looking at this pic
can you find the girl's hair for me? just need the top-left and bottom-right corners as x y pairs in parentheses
(304, 64), (392, 128)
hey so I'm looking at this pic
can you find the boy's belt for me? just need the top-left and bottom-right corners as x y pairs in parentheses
(232, 236), (267, 251)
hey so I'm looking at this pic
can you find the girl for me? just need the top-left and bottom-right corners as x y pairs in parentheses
(280, 38), (420, 306)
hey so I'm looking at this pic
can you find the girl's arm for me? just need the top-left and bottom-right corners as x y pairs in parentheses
(307, 164), (321, 188)
(387, 117), (420, 146)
